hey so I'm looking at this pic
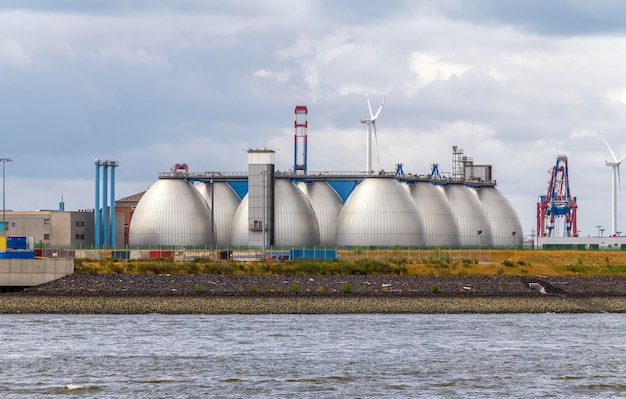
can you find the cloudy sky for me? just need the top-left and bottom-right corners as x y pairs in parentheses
(2, 0), (626, 239)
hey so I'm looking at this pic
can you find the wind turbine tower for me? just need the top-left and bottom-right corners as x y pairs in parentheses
(599, 132), (626, 236)
(360, 92), (385, 174)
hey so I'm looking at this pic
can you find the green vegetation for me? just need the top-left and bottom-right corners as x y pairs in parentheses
(341, 283), (352, 294)
(72, 249), (626, 277)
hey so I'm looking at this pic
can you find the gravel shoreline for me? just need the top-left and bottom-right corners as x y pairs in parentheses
(2, 274), (625, 314)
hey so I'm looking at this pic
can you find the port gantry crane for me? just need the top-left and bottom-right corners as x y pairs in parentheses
(537, 155), (578, 237)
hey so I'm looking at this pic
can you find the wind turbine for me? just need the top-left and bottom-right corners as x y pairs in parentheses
(360, 92), (385, 174)
(599, 132), (626, 236)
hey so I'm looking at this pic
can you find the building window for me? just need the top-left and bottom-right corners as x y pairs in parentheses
(44, 219), (50, 225)
(75, 234), (85, 240)
(75, 221), (85, 227)
(43, 234), (50, 240)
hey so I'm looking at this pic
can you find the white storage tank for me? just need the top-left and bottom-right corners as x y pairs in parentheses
(409, 182), (461, 247)
(196, 181), (241, 246)
(444, 184), (493, 247)
(477, 186), (524, 247)
(129, 178), (214, 247)
(297, 181), (343, 246)
(336, 176), (425, 247)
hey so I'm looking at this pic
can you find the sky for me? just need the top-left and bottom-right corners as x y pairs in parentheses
(2, 0), (626, 239)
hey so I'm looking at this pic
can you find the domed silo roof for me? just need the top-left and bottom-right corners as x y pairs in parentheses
(129, 178), (214, 247)
(444, 184), (493, 247)
(409, 182), (461, 247)
(297, 181), (343, 246)
(274, 179), (320, 246)
(230, 194), (249, 247)
(229, 180), (320, 247)
(477, 186), (523, 247)
(336, 177), (425, 247)
(196, 182), (241, 246)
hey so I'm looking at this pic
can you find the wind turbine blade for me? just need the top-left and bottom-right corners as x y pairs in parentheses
(618, 153), (626, 164)
(372, 98), (385, 121)
(599, 132), (619, 162)
(373, 121), (380, 168)
(365, 92), (374, 119)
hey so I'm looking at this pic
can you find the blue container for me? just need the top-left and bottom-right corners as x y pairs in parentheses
(291, 249), (337, 260)
(6, 236), (27, 250)
(0, 250), (35, 259)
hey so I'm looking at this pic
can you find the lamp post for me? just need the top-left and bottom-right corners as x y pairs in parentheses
(477, 229), (483, 263)
(0, 158), (12, 236)
(210, 172), (215, 256)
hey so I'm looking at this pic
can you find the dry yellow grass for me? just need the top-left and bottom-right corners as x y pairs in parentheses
(336, 249), (626, 276)
(76, 249), (626, 276)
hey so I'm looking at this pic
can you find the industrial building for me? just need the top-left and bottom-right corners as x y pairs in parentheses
(2, 104), (524, 253)
(2, 209), (123, 249)
(129, 103), (523, 250)
(128, 148), (522, 249)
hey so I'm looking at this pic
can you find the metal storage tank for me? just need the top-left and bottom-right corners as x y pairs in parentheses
(274, 179), (320, 246)
(129, 178), (214, 247)
(230, 194), (250, 247)
(230, 179), (320, 247)
(409, 182), (461, 247)
(477, 186), (523, 247)
(444, 184), (493, 247)
(196, 182), (241, 246)
(297, 181), (343, 246)
(336, 176), (425, 247)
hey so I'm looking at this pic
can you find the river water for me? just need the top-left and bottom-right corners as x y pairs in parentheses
(0, 313), (624, 398)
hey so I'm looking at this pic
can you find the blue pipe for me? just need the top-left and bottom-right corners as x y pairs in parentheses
(109, 162), (116, 249)
(94, 160), (101, 248)
(102, 162), (109, 248)
(304, 136), (308, 174)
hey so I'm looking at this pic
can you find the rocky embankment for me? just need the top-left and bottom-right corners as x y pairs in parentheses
(1, 274), (625, 314)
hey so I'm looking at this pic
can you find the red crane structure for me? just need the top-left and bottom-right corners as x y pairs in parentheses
(536, 155), (578, 237)
(293, 105), (308, 174)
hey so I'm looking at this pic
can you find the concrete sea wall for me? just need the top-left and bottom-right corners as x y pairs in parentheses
(0, 258), (74, 287)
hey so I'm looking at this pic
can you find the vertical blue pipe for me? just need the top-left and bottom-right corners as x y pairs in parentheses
(102, 162), (109, 249)
(94, 159), (101, 248)
(304, 136), (308, 174)
(109, 162), (116, 249)
(293, 135), (297, 173)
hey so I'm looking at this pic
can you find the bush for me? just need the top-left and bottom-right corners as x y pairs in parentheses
(289, 282), (299, 293)
(342, 283), (352, 293)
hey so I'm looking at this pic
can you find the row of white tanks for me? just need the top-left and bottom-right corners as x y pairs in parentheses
(128, 176), (523, 248)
